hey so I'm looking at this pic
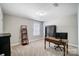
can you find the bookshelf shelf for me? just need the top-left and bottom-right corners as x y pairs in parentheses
(21, 25), (29, 45)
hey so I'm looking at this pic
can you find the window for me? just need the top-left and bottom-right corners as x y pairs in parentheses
(33, 22), (40, 36)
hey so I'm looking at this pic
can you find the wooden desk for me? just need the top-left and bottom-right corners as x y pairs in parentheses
(44, 37), (68, 56)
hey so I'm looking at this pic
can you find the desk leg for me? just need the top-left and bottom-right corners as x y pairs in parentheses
(64, 45), (65, 56)
(49, 42), (50, 47)
(67, 44), (68, 54)
(44, 40), (46, 49)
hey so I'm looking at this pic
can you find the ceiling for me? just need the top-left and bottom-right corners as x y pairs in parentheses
(0, 3), (78, 21)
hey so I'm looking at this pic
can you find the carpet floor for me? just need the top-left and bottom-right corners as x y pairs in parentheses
(11, 39), (78, 56)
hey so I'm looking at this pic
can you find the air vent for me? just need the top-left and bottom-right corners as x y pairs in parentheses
(53, 3), (59, 7)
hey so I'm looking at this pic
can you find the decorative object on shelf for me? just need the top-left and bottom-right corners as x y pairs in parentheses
(21, 25), (29, 45)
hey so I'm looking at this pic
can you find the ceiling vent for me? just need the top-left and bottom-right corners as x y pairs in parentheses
(53, 3), (59, 7)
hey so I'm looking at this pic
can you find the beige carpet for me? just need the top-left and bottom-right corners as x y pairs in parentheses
(11, 39), (78, 56)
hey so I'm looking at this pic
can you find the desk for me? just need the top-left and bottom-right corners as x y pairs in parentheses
(44, 37), (68, 56)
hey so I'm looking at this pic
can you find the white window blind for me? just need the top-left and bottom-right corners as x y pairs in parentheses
(33, 22), (40, 36)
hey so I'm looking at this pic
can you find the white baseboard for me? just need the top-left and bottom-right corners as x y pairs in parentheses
(11, 40), (78, 48)
(29, 39), (43, 43)
(68, 43), (78, 48)
(11, 42), (20, 47)
(11, 39), (43, 47)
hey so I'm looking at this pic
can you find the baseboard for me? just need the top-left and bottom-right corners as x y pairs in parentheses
(29, 39), (43, 43)
(11, 42), (20, 47)
(11, 40), (78, 48)
(11, 39), (43, 47)
(68, 43), (78, 48)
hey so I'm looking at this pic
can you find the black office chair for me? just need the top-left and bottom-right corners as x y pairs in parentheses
(54, 32), (68, 51)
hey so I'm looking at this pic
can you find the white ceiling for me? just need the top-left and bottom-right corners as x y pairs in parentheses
(0, 3), (78, 21)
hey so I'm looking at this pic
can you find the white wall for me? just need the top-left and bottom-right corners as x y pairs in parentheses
(78, 4), (79, 55)
(3, 14), (43, 46)
(0, 7), (3, 33)
(44, 14), (78, 47)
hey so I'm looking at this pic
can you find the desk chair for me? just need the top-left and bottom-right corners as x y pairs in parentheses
(54, 33), (68, 51)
